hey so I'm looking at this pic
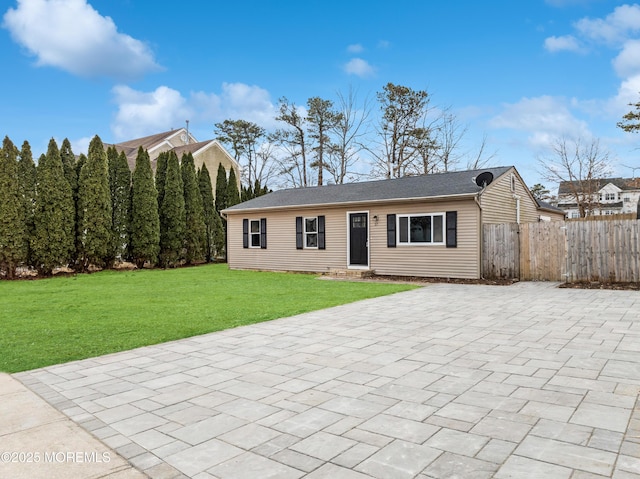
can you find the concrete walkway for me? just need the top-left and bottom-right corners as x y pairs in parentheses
(0, 373), (145, 478)
(8, 282), (640, 478)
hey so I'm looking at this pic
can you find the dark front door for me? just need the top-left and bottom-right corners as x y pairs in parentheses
(349, 213), (368, 266)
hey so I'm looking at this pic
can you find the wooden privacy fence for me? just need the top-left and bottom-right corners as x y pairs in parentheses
(483, 219), (640, 282)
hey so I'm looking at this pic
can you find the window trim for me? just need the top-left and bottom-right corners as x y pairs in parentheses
(295, 215), (325, 250)
(249, 219), (261, 248)
(397, 212), (445, 246)
(304, 217), (319, 249)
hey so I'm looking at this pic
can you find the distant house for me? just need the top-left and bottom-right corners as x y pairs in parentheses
(222, 166), (565, 279)
(557, 177), (640, 218)
(107, 128), (240, 193)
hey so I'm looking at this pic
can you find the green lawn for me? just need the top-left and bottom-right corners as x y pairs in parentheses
(0, 264), (417, 373)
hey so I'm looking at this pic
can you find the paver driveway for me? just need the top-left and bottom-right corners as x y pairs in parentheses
(15, 282), (640, 478)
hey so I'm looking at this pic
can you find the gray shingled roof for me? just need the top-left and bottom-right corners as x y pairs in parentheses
(558, 177), (640, 195)
(224, 166), (513, 212)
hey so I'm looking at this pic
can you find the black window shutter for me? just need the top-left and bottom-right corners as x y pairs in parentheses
(446, 211), (457, 248)
(260, 218), (267, 249)
(242, 219), (249, 249)
(295, 216), (303, 249)
(387, 214), (396, 247)
(318, 215), (326, 250)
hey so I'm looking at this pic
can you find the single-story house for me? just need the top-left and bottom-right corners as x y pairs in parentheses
(222, 166), (565, 279)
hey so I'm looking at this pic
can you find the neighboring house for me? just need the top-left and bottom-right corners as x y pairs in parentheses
(557, 177), (640, 218)
(222, 166), (565, 279)
(107, 128), (240, 193)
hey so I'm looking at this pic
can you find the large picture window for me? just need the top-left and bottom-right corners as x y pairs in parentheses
(398, 214), (444, 245)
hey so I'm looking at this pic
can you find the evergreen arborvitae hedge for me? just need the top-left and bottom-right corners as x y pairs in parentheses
(181, 153), (206, 264)
(155, 151), (168, 209)
(32, 139), (75, 275)
(78, 136), (113, 269)
(130, 147), (160, 268)
(108, 147), (131, 261)
(0, 137), (27, 279)
(159, 151), (185, 267)
(198, 163), (224, 261)
(215, 163), (228, 215)
(227, 167), (241, 208)
(17, 141), (36, 267)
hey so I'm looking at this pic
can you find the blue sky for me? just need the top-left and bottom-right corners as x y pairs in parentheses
(2, 0), (640, 190)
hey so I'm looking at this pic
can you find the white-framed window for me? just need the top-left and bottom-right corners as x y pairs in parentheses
(250, 219), (261, 247)
(624, 196), (630, 203)
(398, 213), (444, 245)
(571, 211), (580, 219)
(605, 193), (616, 201)
(304, 217), (318, 248)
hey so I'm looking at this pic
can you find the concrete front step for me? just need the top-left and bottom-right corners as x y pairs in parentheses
(325, 268), (375, 279)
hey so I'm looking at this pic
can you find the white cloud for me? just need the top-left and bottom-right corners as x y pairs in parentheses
(216, 82), (278, 127)
(111, 82), (278, 141)
(71, 136), (92, 154)
(612, 39), (640, 77)
(2, 0), (160, 80)
(347, 43), (364, 53)
(489, 95), (591, 149)
(544, 35), (582, 52)
(112, 85), (192, 140)
(575, 4), (640, 45)
(344, 58), (375, 77)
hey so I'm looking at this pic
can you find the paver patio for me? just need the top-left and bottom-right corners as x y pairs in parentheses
(13, 282), (640, 478)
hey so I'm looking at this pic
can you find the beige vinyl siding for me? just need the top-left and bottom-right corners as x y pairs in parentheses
(227, 207), (349, 273)
(227, 198), (481, 279)
(193, 144), (240, 198)
(369, 199), (480, 279)
(481, 168), (539, 224)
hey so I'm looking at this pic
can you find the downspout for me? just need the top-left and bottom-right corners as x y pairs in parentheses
(513, 195), (521, 224)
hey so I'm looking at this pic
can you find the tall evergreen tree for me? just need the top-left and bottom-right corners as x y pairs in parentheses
(155, 151), (168, 208)
(60, 138), (77, 196)
(227, 167), (241, 208)
(73, 153), (87, 267)
(108, 148), (131, 260)
(159, 151), (185, 267)
(198, 164), (221, 261)
(215, 163), (228, 214)
(32, 139), (75, 275)
(17, 141), (37, 267)
(130, 147), (160, 268)
(60, 139), (79, 266)
(78, 136), (113, 269)
(0, 137), (27, 279)
(181, 153), (206, 264)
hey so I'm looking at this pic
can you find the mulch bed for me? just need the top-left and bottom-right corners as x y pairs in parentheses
(367, 275), (516, 286)
(559, 281), (640, 290)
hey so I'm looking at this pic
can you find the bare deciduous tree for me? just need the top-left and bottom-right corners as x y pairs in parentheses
(538, 136), (613, 217)
(326, 87), (371, 184)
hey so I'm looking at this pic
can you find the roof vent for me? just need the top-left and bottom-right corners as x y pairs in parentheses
(474, 171), (494, 188)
